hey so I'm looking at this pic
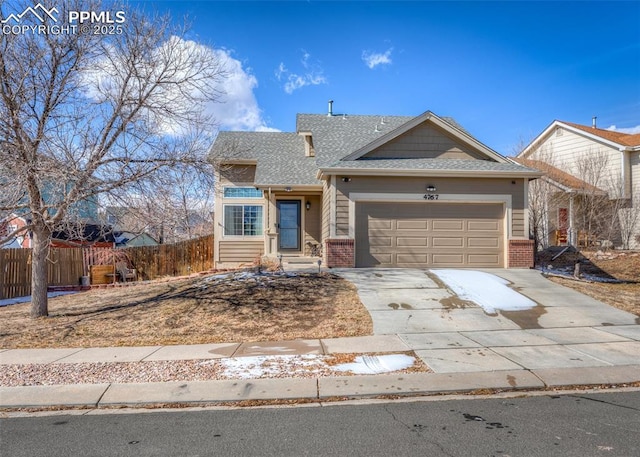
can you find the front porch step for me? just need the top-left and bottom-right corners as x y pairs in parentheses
(281, 256), (321, 265)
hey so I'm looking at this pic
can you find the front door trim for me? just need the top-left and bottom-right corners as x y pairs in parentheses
(277, 200), (302, 251)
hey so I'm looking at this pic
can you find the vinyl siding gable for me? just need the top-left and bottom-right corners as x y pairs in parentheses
(360, 121), (488, 161)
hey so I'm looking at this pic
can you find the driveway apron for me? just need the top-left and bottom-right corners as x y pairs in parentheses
(334, 268), (640, 374)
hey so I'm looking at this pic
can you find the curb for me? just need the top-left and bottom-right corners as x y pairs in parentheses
(2, 366), (639, 410)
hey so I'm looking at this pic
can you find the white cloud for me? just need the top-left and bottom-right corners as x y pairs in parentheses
(210, 48), (277, 132)
(81, 38), (275, 133)
(607, 124), (640, 134)
(362, 48), (393, 69)
(276, 51), (327, 94)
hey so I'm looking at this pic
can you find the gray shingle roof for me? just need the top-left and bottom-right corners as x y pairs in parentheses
(297, 114), (414, 167)
(323, 158), (536, 173)
(209, 132), (320, 186)
(209, 112), (539, 183)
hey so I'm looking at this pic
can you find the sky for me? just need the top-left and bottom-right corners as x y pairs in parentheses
(135, 0), (640, 155)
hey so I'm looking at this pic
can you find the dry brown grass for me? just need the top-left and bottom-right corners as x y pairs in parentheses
(542, 250), (640, 317)
(0, 272), (372, 349)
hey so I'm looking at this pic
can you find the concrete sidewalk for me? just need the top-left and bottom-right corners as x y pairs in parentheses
(2, 268), (639, 409)
(1, 333), (639, 409)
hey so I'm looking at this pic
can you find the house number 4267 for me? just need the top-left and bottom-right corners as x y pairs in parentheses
(423, 194), (439, 200)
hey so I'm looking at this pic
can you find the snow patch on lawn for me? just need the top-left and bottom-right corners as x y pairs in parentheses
(0, 291), (78, 307)
(430, 269), (536, 314)
(203, 270), (299, 283)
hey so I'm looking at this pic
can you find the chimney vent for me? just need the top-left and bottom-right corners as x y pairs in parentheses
(592, 116), (597, 129)
(328, 100), (333, 117)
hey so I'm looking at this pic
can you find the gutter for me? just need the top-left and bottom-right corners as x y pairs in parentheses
(316, 168), (543, 179)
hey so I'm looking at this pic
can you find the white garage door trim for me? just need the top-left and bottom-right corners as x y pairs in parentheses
(348, 193), (512, 267)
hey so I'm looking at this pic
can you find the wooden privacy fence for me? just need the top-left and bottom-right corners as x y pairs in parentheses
(123, 235), (214, 280)
(0, 235), (214, 300)
(0, 248), (84, 300)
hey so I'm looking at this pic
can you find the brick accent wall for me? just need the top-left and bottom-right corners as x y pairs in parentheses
(325, 239), (355, 268)
(508, 239), (535, 268)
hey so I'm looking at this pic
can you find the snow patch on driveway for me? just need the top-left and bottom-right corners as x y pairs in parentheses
(430, 269), (536, 314)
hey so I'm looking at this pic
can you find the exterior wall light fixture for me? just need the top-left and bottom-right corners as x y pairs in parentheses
(426, 185), (437, 192)
(306, 201), (311, 210)
(341, 177), (351, 182)
(285, 187), (292, 192)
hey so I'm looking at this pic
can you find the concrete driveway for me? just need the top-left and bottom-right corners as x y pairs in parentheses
(334, 268), (640, 374)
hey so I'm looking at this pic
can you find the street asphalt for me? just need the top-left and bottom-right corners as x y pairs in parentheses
(1, 268), (639, 409)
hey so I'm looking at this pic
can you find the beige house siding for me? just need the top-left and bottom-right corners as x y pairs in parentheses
(335, 176), (525, 237)
(321, 179), (331, 242)
(631, 152), (640, 206)
(512, 209), (526, 238)
(528, 128), (622, 194)
(218, 165), (257, 185)
(214, 164), (264, 267)
(336, 185), (350, 237)
(303, 195), (322, 255)
(218, 240), (263, 264)
(363, 122), (485, 160)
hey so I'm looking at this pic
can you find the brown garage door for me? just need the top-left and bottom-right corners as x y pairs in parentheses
(355, 202), (504, 268)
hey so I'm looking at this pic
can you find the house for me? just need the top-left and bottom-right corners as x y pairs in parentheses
(209, 104), (541, 269)
(50, 224), (116, 248)
(517, 119), (640, 249)
(101, 205), (212, 244)
(0, 214), (31, 248)
(114, 231), (158, 247)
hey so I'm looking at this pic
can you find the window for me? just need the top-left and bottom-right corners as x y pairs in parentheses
(223, 187), (263, 198)
(224, 205), (263, 236)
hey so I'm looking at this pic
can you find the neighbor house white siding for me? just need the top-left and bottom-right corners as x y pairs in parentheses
(528, 127), (622, 195)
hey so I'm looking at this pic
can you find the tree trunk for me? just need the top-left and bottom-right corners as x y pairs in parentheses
(30, 228), (51, 318)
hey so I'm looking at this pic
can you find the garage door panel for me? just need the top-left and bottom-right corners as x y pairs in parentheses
(468, 254), (501, 266)
(468, 237), (500, 248)
(432, 237), (464, 247)
(432, 254), (465, 265)
(368, 253), (393, 264)
(369, 236), (393, 247)
(369, 220), (393, 230)
(432, 220), (464, 231)
(468, 220), (500, 231)
(397, 254), (428, 264)
(397, 220), (428, 229)
(356, 202), (504, 268)
(397, 237), (429, 246)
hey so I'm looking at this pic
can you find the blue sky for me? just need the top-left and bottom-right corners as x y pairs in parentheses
(139, 1), (640, 155)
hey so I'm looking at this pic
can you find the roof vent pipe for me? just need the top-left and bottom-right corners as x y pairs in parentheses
(592, 116), (597, 129)
(328, 100), (333, 117)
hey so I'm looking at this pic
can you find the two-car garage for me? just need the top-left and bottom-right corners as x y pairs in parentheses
(355, 202), (505, 268)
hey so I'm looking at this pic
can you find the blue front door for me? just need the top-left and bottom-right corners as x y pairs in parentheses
(277, 200), (301, 250)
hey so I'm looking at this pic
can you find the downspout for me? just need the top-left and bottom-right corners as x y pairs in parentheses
(267, 187), (272, 254)
(568, 192), (575, 246)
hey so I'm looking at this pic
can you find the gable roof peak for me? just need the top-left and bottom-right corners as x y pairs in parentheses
(557, 120), (640, 147)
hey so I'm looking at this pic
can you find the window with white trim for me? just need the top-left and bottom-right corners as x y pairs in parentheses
(223, 187), (263, 198)
(223, 205), (263, 236)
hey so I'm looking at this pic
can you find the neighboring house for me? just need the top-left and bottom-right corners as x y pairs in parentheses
(209, 105), (541, 269)
(50, 224), (116, 248)
(114, 231), (158, 247)
(101, 206), (212, 244)
(517, 120), (640, 249)
(0, 214), (31, 248)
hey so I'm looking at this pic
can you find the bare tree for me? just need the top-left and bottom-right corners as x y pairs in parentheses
(614, 184), (640, 250)
(0, 0), (225, 317)
(572, 150), (613, 244)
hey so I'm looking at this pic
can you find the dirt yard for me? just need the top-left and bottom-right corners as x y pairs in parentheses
(538, 249), (640, 317)
(0, 271), (372, 349)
